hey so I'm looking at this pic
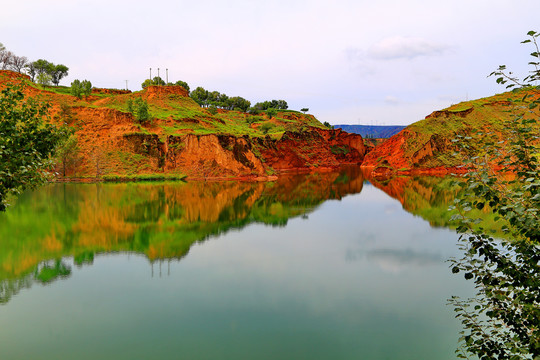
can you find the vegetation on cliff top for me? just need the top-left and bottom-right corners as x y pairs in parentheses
(0, 69), (345, 181)
(363, 87), (540, 172)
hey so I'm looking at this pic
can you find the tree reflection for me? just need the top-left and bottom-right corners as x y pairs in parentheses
(0, 166), (364, 299)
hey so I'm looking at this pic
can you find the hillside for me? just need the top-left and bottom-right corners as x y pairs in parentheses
(362, 88), (540, 175)
(334, 124), (406, 138)
(0, 70), (366, 179)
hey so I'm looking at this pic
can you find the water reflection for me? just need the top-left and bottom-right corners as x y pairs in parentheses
(0, 166), (364, 302)
(0, 169), (474, 360)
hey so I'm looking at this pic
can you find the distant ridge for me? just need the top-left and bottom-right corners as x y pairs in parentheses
(334, 125), (406, 138)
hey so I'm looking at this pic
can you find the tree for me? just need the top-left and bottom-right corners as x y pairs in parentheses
(25, 62), (37, 81)
(9, 55), (28, 73)
(141, 77), (166, 88)
(55, 134), (80, 177)
(265, 108), (277, 119)
(71, 79), (92, 99)
(81, 80), (92, 98)
(152, 76), (165, 86)
(449, 31), (540, 359)
(275, 99), (288, 110)
(32, 59), (54, 76)
(254, 99), (288, 111)
(141, 79), (152, 89)
(36, 73), (52, 86)
(0, 84), (68, 211)
(0, 50), (13, 70)
(301, 108), (309, 114)
(174, 80), (190, 92)
(127, 97), (150, 123)
(50, 64), (69, 86)
(190, 86), (209, 107)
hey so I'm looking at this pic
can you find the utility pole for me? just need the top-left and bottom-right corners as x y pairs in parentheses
(166, 68), (168, 84)
(125, 80), (128, 91)
(157, 68), (160, 85)
(149, 68), (152, 81)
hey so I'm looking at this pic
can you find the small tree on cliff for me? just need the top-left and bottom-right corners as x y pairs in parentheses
(174, 80), (190, 92)
(127, 98), (150, 123)
(265, 108), (277, 119)
(55, 134), (81, 177)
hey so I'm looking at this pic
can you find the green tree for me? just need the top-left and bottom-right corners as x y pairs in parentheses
(301, 108), (309, 114)
(141, 79), (153, 89)
(36, 73), (52, 86)
(55, 134), (80, 177)
(174, 80), (190, 92)
(81, 80), (92, 98)
(71, 79), (92, 99)
(190, 86), (209, 107)
(127, 98), (150, 123)
(152, 76), (165, 86)
(0, 85), (68, 211)
(71, 79), (82, 98)
(50, 64), (69, 86)
(32, 59), (54, 77)
(265, 108), (277, 119)
(449, 31), (540, 359)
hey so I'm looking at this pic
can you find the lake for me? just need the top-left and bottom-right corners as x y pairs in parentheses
(0, 167), (472, 359)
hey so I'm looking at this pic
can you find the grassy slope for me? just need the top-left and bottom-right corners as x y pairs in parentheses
(0, 70), (325, 140)
(363, 88), (539, 171)
(0, 70), (333, 178)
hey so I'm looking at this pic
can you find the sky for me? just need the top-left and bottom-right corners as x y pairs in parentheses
(2, 0), (539, 125)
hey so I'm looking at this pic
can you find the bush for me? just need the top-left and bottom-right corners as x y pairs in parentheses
(265, 108), (277, 119)
(259, 122), (274, 134)
(127, 98), (150, 123)
(449, 31), (540, 360)
(207, 105), (218, 115)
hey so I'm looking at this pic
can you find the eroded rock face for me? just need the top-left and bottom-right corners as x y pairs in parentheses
(167, 134), (266, 178)
(142, 85), (189, 99)
(261, 128), (366, 172)
(117, 127), (365, 179)
(73, 118), (366, 179)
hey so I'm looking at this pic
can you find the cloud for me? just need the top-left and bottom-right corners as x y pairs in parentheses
(384, 95), (400, 105)
(368, 36), (450, 60)
(366, 248), (442, 273)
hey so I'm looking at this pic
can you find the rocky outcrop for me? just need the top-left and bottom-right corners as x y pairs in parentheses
(117, 128), (365, 179)
(260, 128), (366, 172)
(425, 107), (473, 119)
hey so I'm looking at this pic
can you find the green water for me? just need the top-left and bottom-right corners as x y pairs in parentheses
(0, 168), (472, 359)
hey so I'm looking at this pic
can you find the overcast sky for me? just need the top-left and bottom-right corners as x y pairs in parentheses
(2, 0), (539, 125)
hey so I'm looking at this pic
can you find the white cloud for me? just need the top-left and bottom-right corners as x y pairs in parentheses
(368, 36), (450, 60)
(384, 96), (400, 105)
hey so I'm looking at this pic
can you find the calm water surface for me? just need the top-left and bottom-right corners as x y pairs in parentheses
(0, 169), (471, 359)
